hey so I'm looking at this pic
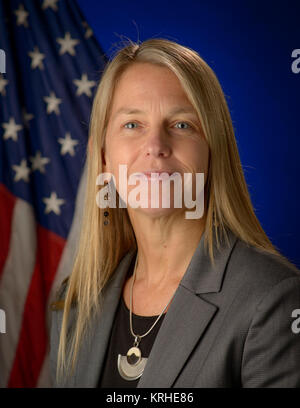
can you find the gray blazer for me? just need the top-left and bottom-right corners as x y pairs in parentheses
(50, 229), (300, 387)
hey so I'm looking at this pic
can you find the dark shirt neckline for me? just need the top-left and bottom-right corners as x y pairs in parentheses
(121, 295), (166, 320)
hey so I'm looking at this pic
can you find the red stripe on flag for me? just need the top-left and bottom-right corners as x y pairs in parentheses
(7, 225), (65, 387)
(0, 183), (17, 280)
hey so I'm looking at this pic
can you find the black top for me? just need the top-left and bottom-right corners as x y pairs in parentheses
(97, 257), (166, 388)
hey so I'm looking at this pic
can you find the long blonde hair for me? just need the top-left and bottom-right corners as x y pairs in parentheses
(51, 38), (290, 383)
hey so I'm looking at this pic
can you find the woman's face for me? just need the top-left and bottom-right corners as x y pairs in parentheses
(103, 62), (210, 219)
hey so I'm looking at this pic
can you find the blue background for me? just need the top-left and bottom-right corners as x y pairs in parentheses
(77, 0), (300, 267)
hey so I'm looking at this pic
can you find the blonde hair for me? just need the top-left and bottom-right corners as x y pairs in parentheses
(51, 38), (291, 384)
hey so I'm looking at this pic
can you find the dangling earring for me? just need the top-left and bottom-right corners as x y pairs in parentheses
(104, 210), (109, 225)
(103, 180), (110, 226)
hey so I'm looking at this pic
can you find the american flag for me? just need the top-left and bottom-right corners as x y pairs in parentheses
(0, 0), (107, 387)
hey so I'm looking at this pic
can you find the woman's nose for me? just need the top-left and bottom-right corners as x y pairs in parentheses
(145, 128), (172, 158)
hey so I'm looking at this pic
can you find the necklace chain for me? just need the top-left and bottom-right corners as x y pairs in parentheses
(129, 253), (177, 340)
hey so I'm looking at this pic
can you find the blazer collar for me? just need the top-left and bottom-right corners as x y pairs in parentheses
(180, 227), (238, 294)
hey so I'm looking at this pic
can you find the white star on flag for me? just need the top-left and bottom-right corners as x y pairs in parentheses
(58, 132), (79, 156)
(73, 73), (96, 97)
(28, 46), (45, 70)
(42, 0), (59, 11)
(22, 108), (34, 128)
(2, 117), (23, 141)
(14, 4), (29, 27)
(29, 151), (50, 173)
(82, 21), (93, 39)
(43, 192), (65, 215)
(56, 32), (79, 56)
(0, 75), (8, 96)
(12, 159), (31, 182)
(43, 91), (62, 115)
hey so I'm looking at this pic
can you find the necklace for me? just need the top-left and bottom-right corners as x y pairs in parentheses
(117, 253), (176, 381)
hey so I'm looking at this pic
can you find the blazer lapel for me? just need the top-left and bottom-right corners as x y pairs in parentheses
(137, 228), (238, 388)
(137, 285), (218, 388)
(73, 250), (136, 387)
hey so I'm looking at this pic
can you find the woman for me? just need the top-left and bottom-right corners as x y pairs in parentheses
(50, 38), (300, 388)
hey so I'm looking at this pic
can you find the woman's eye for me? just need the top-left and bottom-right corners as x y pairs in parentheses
(174, 122), (190, 129)
(123, 121), (192, 131)
(124, 122), (138, 129)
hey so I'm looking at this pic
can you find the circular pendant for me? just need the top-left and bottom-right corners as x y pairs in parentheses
(117, 346), (148, 381)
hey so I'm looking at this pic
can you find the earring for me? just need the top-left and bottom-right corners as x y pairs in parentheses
(104, 210), (109, 226)
(103, 179), (110, 225)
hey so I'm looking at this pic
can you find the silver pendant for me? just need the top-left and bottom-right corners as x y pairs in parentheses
(117, 338), (148, 381)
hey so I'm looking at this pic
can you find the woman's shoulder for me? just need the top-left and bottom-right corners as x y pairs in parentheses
(228, 236), (300, 293)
